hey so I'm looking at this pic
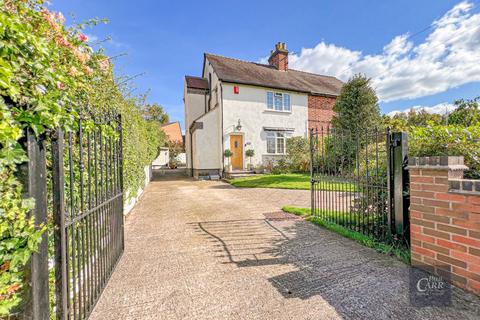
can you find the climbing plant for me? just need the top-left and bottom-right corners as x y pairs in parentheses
(0, 1), (165, 315)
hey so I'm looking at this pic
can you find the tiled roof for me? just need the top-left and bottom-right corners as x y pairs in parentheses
(161, 121), (183, 143)
(205, 54), (343, 96)
(185, 76), (209, 90)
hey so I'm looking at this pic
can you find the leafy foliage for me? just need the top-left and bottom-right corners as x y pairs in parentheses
(382, 109), (446, 131)
(449, 97), (480, 126)
(142, 103), (169, 124)
(285, 136), (310, 172)
(409, 123), (480, 178)
(382, 98), (480, 179)
(167, 140), (183, 168)
(0, 1), (166, 314)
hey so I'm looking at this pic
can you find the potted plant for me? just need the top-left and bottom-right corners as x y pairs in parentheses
(224, 149), (233, 172)
(245, 149), (254, 170)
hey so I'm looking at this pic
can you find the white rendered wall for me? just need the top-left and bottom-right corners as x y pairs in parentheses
(192, 107), (222, 170)
(152, 148), (169, 167)
(222, 83), (308, 168)
(184, 83), (207, 170)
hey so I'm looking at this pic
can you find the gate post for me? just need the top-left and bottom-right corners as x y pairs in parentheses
(389, 132), (409, 241)
(22, 129), (50, 319)
(52, 129), (68, 320)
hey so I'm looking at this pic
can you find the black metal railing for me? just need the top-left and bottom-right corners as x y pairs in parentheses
(52, 109), (124, 320)
(310, 127), (391, 241)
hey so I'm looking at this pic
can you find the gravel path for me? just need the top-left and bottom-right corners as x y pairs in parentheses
(90, 177), (480, 320)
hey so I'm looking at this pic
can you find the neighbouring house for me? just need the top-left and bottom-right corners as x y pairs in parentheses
(153, 121), (186, 168)
(161, 121), (184, 144)
(184, 42), (343, 178)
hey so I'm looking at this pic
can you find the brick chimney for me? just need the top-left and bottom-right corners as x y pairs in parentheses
(268, 42), (289, 71)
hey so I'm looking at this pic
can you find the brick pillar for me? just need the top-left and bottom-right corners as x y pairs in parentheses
(408, 156), (480, 295)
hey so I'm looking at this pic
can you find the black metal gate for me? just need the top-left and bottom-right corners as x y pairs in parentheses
(52, 110), (124, 319)
(310, 127), (409, 243)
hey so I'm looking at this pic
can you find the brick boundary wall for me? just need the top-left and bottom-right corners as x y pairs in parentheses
(307, 95), (336, 131)
(408, 156), (480, 295)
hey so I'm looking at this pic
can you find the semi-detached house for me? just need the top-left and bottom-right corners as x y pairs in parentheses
(184, 42), (343, 178)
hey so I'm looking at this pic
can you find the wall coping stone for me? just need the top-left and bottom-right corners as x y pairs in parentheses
(408, 156), (468, 171)
(449, 179), (480, 195)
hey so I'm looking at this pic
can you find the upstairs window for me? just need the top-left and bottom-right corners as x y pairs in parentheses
(267, 92), (274, 109)
(283, 94), (291, 111)
(266, 91), (291, 112)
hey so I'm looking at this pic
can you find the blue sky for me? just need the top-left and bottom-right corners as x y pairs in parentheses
(51, 0), (480, 129)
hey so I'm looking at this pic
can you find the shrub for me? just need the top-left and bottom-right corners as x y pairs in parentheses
(285, 136), (310, 172)
(272, 158), (290, 174)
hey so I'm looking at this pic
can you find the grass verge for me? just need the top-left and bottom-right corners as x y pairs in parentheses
(282, 206), (411, 264)
(229, 173), (356, 191)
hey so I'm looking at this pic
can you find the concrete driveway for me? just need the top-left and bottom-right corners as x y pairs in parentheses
(90, 177), (480, 320)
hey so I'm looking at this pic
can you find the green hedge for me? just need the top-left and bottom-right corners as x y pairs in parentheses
(0, 1), (165, 314)
(409, 123), (480, 179)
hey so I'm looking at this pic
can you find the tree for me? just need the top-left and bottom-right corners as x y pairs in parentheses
(143, 103), (169, 124)
(448, 97), (480, 126)
(406, 109), (443, 126)
(331, 74), (381, 134)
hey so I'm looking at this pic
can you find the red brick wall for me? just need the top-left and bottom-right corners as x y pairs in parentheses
(409, 156), (480, 295)
(308, 95), (336, 131)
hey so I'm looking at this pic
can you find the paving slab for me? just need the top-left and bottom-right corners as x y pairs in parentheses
(90, 177), (480, 320)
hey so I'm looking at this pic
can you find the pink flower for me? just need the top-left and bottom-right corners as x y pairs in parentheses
(84, 66), (93, 75)
(99, 58), (110, 73)
(69, 66), (79, 76)
(78, 34), (88, 42)
(57, 82), (65, 90)
(54, 12), (65, 25)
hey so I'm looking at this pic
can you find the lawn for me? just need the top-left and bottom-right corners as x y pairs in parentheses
(229, 173), (356, 191)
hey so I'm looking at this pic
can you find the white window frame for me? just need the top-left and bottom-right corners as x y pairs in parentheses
(266, 91), (291, 112)
(266, 131), (289, 154)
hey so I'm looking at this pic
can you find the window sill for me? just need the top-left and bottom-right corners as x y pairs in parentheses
(263, 153), (286, 156)
(264, 109), (292, 114)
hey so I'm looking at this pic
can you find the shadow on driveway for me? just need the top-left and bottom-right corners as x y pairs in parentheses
(189, 212), (480, 320)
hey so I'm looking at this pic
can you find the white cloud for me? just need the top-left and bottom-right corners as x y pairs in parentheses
(286, 1), (480, 102)
(387, 102), (457, 117)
